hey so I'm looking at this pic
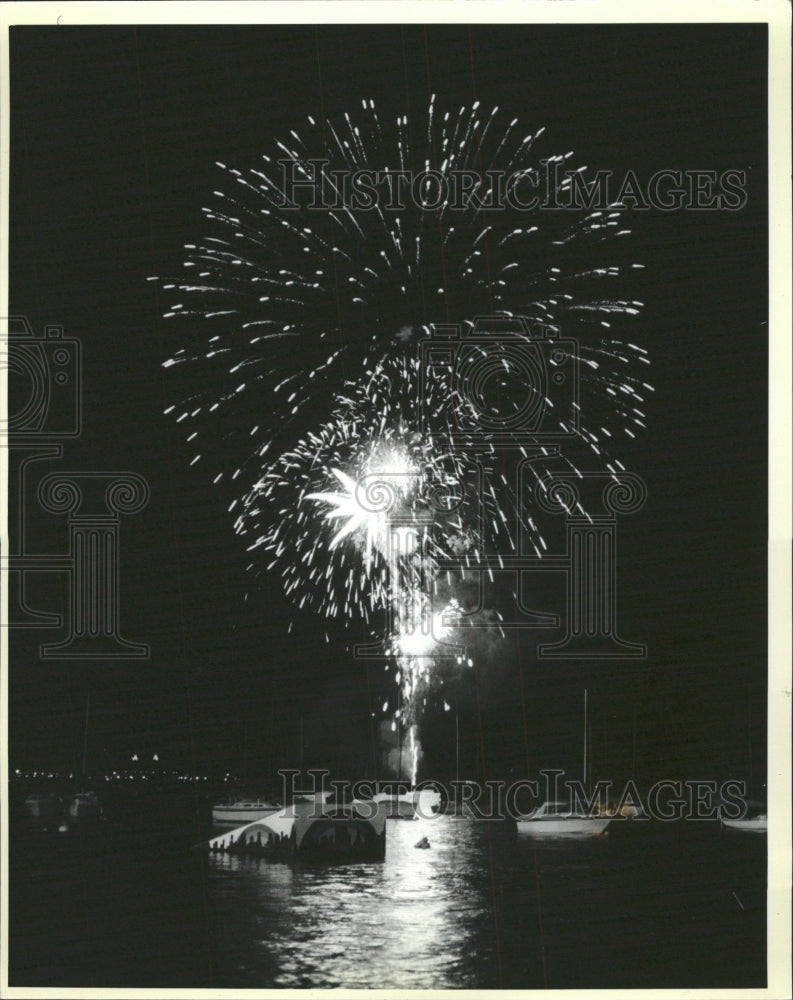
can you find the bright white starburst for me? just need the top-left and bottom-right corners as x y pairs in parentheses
(306, 467), (387, 566)
(307, 446), (420, 568)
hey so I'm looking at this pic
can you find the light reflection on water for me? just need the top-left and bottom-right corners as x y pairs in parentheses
(207, 816), (497, 989)
(8, 799), (766, 989)
(203, 816), (766, 990)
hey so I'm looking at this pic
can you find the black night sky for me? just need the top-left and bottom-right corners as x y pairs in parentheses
(8, 23), (768, 793)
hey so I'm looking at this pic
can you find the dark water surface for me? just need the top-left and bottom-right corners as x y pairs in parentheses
(10, 801), (766, 990)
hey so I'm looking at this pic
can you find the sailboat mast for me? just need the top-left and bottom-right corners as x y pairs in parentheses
(299, 715), (304, 779)
(583, 688), (588, 792)
(455, 711), (460, 786)
(268, 675), (275, 779)
(397, 687), (402, 782)
(81, 688), (91, 779)
(588, 716), (593, 795)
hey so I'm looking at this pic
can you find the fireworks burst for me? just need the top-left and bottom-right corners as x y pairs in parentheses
(155, 98), (652, 778)
(240, 354), (513, 623)
(158, 96), (650, 507)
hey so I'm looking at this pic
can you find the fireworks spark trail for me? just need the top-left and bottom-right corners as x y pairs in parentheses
(155, 99), (652, 776)
(156, 98), (650, 499)
(388, 593), (468, 786)
(239, 354), (520, 624)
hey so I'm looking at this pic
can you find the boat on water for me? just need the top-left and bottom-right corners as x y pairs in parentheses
(67, 791), (102, 825)
(207, 794), (386, 860)
(431, 782), (494, 818)
(517, 799), (612, 837)
(721, 814), (767, 832)
(24, 792), (63, 828)
(369, 785), (442, 820)
(716, 794), (767, 833)
(516, 689), (612, 837)
(373, 791), (416, 819)
(211, 798), (282, 826)
(721, 801), (767, 833)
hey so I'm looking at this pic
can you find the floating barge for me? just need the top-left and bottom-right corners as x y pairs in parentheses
(207, 795), (386, 860)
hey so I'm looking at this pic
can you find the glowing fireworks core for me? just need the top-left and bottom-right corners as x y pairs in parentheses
(307, 445), (420, 569)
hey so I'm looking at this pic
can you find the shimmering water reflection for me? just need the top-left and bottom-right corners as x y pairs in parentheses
(10, 809), (766, 990)
(204, 816), (766, 990)
(208, 816), (498, 988)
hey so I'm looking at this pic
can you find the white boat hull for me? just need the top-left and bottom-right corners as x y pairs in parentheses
(722, 815), (767, 832)
(517, 815), (611, 836)
(212, 804), (280, 825)
(373, 793), (416, 820)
